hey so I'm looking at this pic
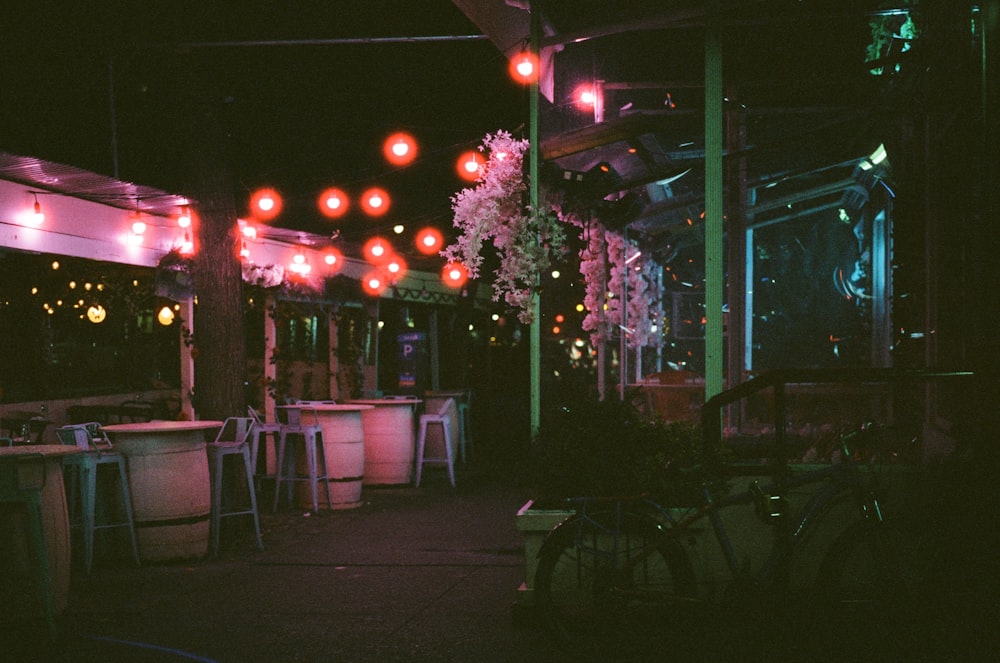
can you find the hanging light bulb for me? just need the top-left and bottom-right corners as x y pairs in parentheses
(415, 227), (443, 255)
(240, 240), (250, 259)
(317, 187), (349, 218)
(177, 206), (192, 228)
(360, 187), (391, 216)
(30, 193), (44, 225)
(455, 151), (484, 181)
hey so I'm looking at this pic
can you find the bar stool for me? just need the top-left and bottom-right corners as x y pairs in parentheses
(414, 398), (456, 488)
(272, 404), (331, 512)
(0, 454), (56, 637)
(207, 417), (263, 556)
(247, 406), (281, 493)
(56, 423), (140, 573)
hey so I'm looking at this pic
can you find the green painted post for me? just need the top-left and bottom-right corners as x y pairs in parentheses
(704, 2), (724, 401)
(529, 2), (541, 437)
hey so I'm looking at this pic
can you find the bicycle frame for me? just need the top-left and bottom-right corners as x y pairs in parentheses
(554, 443), (883, 600)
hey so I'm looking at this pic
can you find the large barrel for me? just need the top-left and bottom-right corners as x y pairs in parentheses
(0, 447), (75, 621)
(354, 400), (419, 485)
(126, 444), (210, 560)
(102, 421), (220, 561)
(286, 405), (369, 510)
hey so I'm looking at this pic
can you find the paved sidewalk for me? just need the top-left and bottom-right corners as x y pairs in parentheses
(4, 465), (568, 663)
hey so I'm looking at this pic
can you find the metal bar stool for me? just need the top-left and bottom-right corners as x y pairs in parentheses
(207, 417), (263, 555)
(247, 406), (281, 493)
(0, 453), (56, 637)
(272, 405), (331, 513)
(56, 423), (140, 573)
(414, 398), (456, 488)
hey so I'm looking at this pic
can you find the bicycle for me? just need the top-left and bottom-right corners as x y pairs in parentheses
(533, 423), (934, 659)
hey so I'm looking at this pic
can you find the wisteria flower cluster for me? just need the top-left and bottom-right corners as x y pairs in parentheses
(443, 131), (566, 324)
(580, 221), (663, 349)
(242, 262), (285, 289)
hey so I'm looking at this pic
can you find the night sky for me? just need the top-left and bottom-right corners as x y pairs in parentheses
(0, 0), (527, 241)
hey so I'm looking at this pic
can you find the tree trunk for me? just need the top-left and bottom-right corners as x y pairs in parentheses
(188, 104), (246, 420)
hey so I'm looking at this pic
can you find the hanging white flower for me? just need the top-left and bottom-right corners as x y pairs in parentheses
(443, 131), (566, 324)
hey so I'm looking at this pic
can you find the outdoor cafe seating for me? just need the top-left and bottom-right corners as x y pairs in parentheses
(207, 417), (263, 556)
(55, 423), (140, 574)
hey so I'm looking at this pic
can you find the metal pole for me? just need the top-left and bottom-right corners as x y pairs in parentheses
(704, 0), (724, 401)
(529, 2), (541, 437)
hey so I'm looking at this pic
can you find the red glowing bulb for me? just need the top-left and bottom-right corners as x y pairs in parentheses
(323, 248), (344, 273)
(361, 187), (391, 216)
(317, 187), (349, 218)
(441, 262), (468, 288)
(362, 271), (387, 296)
(363, 236), (393, 264)
(383, 132), (417, 166)
(456, 151), (484, 182)
(415, 227), (444, 255)
(509, 51), (539, 84)
(250, 187), (282, 222)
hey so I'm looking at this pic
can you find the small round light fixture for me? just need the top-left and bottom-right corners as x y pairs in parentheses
(441, 262), (468, 289)
(509, 51), (539, 84)
(157, 306), (175, 326)
(360, 187), (391, 217)
(317, 187), (349, 218)
(250, 187), (283, 222)
(361, 271), (387, 296)
(455, 151), (484, 182)
(87, 305), (107, 324)
(415, 227), (443, 255)
(383, 132), (418, 166)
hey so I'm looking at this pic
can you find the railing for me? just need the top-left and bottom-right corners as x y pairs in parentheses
(701, 368), (978, 473)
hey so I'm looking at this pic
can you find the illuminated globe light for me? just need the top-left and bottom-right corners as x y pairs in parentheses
(362, 236), (393, 264)
(415, 227), (443, 255)
(87, 305), (106, 324)
(317, 187), (349, 218)
(441, 262), (468, 289)
(393, 224), (405, 235)
(323, 248), (344, 273)
(289, 253), (312, 276)
(385, 255), (408, 282)
(362, 271), (387, 296)
(131, 220), (146, 235)
(157, 306), (175, 326)
(509, 51), (539, 84)
(360, 187), (391, 217)
(455, 151), (484, 182)
(240, 221), (257, 239)
(250, 187), (283, 222)
(383, 132), (418, 166)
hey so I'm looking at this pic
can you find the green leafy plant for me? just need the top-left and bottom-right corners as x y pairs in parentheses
(531, 393), (727, 504)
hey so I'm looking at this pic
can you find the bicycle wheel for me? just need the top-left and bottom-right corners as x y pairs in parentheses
(817, 516), (935, 620)
(534, 509), (696, 659)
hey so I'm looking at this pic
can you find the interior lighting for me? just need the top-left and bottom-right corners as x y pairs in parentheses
(318, 187), (349, 218)
(157, 306), (175, 326)
(239, 240), (250, 259)
(250, 187), (283, 222)
(180, 233), (194, 255)
(509, 51), (539, 84)
(240, 221), (257, 239)
(456, 151), (484, 181)
(132, 219), (146, 235)
(441, 262), (468, 289)
(87, 305), (106, 324)
(415, 227), (443, 255)
(177, 206), (192, 228)
(360, 188), (391, 217)
(383, 132), (418, 166)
